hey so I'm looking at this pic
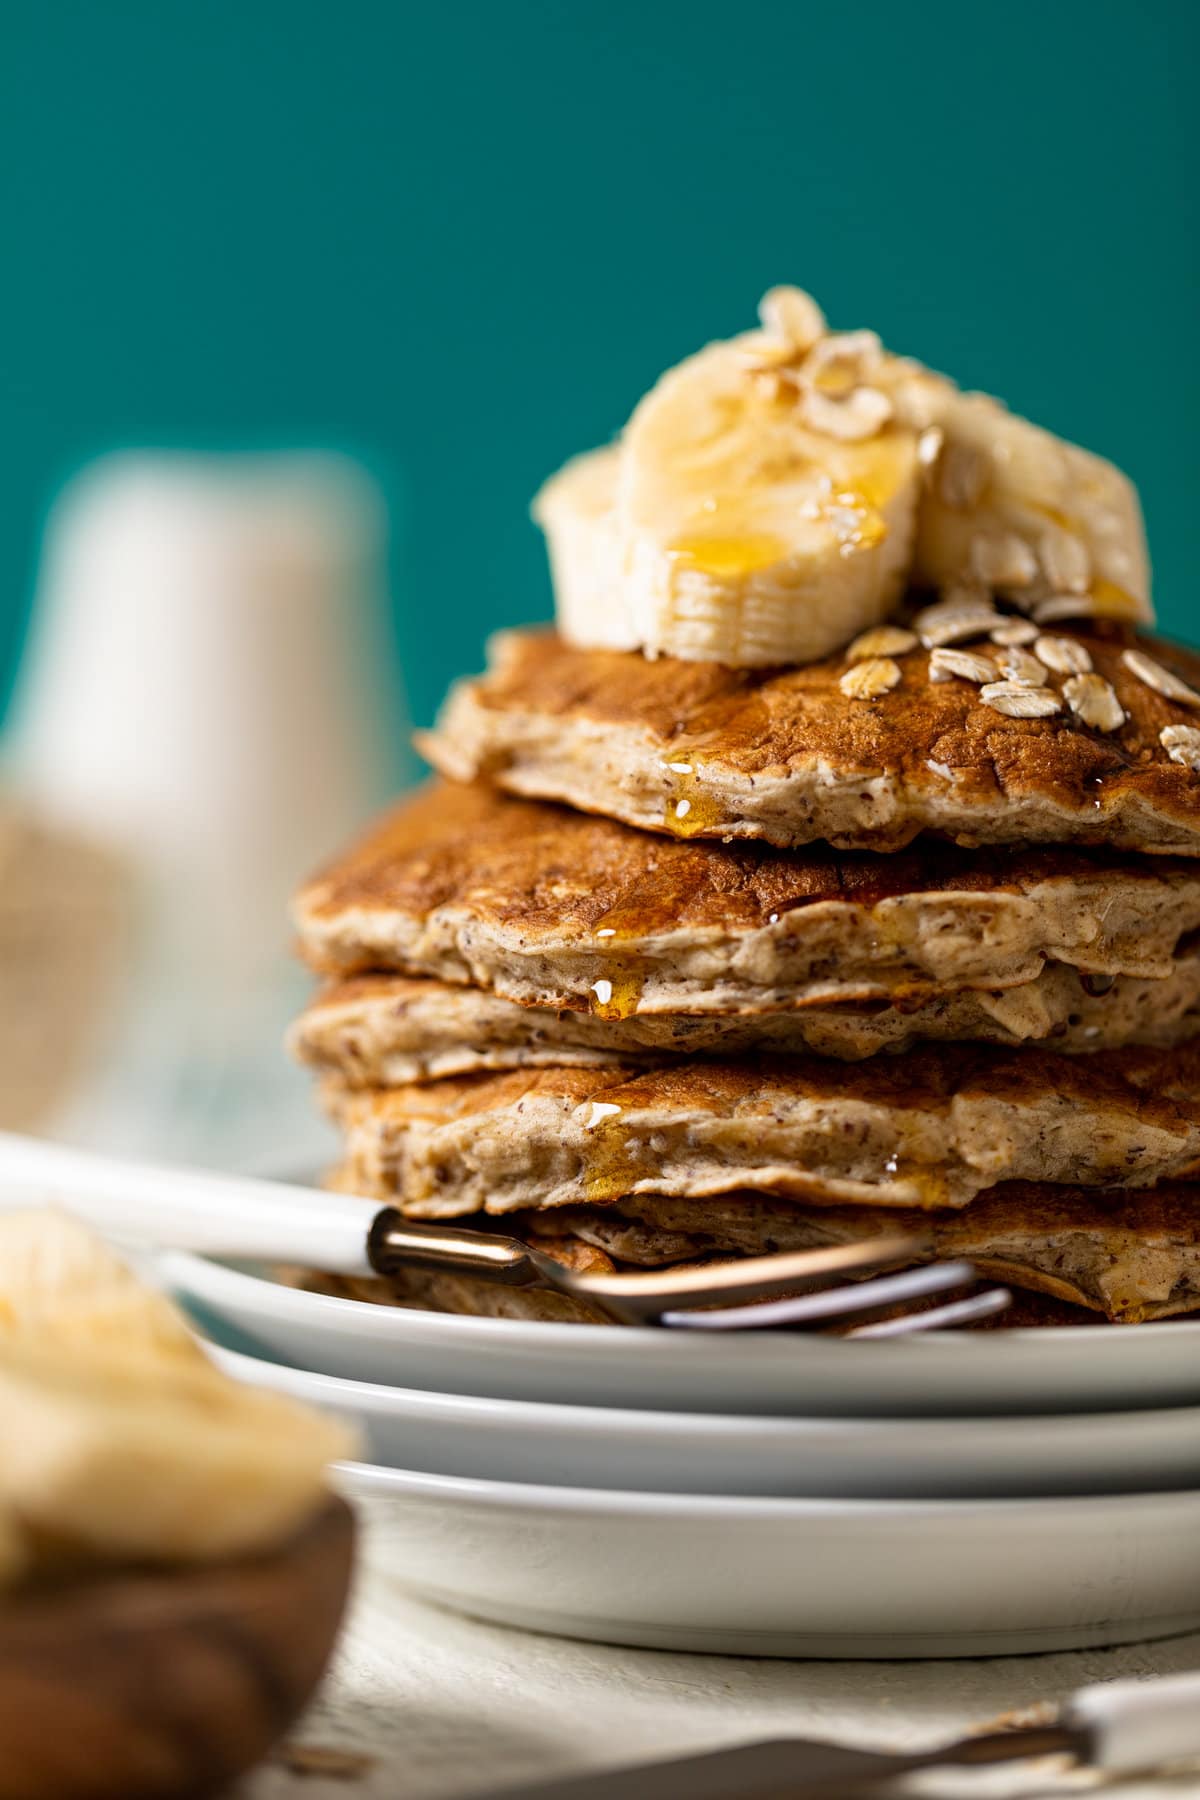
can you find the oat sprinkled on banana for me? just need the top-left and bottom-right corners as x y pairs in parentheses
(535, 287), (1149, 669)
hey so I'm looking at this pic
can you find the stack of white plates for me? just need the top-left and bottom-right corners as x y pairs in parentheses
(169, 1250), (1200, 1659)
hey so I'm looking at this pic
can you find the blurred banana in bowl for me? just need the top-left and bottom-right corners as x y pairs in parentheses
(0, 1212), (353, 1582)
(535, 287), (1150, 667)
(0, 1207), (202, 1367)
(0, 1515), (26, 1590)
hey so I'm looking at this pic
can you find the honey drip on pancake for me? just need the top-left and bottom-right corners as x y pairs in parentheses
(879, 1157), (955, 1210)
(581, 1108), (642, 1203)
(664, 763), (725, 838)
(588, 971), (644, 1021)
(588, 901), (647, 1019)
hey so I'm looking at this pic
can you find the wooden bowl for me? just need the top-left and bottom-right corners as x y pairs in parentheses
(0, 1496), (354, 1800)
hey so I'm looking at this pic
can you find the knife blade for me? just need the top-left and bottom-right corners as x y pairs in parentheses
(478, 1667), (1200, 1799)
(477, 1722), (1079, 1800)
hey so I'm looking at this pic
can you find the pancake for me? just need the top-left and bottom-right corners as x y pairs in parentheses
(293, 962), (1200, 1081)
(530, 1185), (1200, 1324)
(323, 1039), (1200, 1217)
(419, 625), (1200, 854)
(292, 782), (1200, 1016)
(315, 1177), (1200, 1325)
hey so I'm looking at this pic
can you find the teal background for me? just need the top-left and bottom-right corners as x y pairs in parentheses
(1, 0), (1195, 730)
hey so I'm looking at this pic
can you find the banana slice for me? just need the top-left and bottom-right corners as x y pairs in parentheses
(536, 289), (1150, 668)
(536, 446), (631, 651)
(885, 367), (1150, 621)
(536, 322), (921, 668)
(0, 1212), (354, 1569)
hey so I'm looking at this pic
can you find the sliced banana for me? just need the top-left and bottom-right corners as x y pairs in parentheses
(535, 334), (922, 668)
(886, 368), (1150, 622)
(534, 446), (631, 651)
(0, 1211), (354, 1571)
(536, 288), (1151, 669)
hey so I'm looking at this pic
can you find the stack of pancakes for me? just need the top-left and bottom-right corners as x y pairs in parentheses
(290, 621), (1200, 1327)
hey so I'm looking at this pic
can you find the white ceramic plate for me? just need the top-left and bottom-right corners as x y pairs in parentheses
(335, 1461), (1200, 1658)
(168, 1250), (1200, 1417)
(211, 1341), (1200, 1498)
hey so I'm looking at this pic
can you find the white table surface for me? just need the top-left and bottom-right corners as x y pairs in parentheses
(244, 1566), (1200, 1799)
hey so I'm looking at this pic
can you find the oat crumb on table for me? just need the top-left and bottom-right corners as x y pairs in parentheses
(273, 1744), (376, 1780)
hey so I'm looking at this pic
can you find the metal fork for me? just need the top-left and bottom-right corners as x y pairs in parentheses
(0, 1130), (1010, 1335)
(368, 1215), (1012, 1334)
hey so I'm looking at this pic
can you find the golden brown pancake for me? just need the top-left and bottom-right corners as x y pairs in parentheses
(530, 1185), (1200, 1324)
(292, 783), (1200, 1019)
(323, 1039), (1200, 1218)
(315, 1177), (1200, 1325)
(419, 625), (1200, 854)
(292, 963), (1200, 1079)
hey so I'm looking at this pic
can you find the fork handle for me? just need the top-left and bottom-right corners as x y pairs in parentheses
(0, 1130), (380, 1273)
(0, 1131), (548, 1290)
(1068, 1670), (1200, 1772)
(367, 1212), (545, 1288)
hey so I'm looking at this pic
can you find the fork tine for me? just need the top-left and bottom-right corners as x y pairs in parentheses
(660, 1260), (979, 1332)
(848, 1287), (1012, 1338)
(570, 1233), (930, 1324)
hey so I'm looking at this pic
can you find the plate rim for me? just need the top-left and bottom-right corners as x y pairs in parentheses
(165, 1247), (1200, 1357)
(335, 1457), (1200, 1520)
(209, 1339), (1200, 1439)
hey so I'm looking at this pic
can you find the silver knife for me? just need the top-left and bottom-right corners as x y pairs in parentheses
(479, 1669), (1200, 1798)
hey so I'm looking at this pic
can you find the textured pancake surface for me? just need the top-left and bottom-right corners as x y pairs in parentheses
(293, 964), (1200, 1079)
(324, 1040), (1200, 1216)
(533, 1185), (1200, 1324)
(420, 626), (1200, 853)
(293, 782), (1200, 1012)
(316, 1177), (1200, 1325)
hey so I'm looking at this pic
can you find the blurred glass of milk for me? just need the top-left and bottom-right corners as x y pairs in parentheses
(5, 451), (404, 1163)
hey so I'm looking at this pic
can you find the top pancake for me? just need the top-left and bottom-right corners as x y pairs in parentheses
(419, 624), (1200, 854)
(293, 780), (1200, 1019)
